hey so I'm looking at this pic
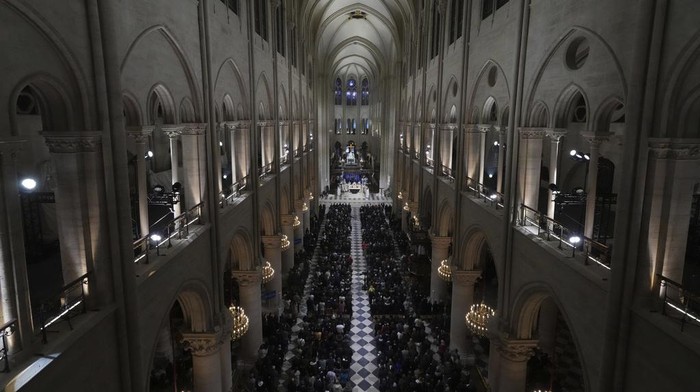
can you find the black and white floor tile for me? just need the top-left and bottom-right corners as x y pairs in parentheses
(348, 207), (379, 392)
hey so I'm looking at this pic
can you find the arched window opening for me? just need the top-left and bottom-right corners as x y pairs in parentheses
(569, 93), (587, 123)
(361, 79), (369, 105)
(346, 79), (357, 106)
(334, 78), (343, 105)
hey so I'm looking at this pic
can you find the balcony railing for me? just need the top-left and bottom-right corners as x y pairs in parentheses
(519, 204), (611, 268)
(657, 274), (700, 332)
(259, 163), (273, 181)
(426, 157), (434, 167)
(465, 177), (504, 208)
(0, 318), (17, 372)
(220, 175), (250, 207)
(293, 148), (300, 158)
(133, 202), (204, 264)
(440, 164), (454, 181)
(35, 271), (90, 344)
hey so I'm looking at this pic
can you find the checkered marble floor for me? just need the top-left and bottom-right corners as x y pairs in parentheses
(349, 207), (379, 392)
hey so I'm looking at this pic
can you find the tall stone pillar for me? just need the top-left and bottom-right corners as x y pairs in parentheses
(465, 125), (481, 184)
(429, 235), (451, 303)
(220, 309), (234, 392)
(225, 123), (237, 191)
(0, 140), (32, 348)
(280, 214), (296, 274)
(450, 270), (481, 358)
(478, 125), (489, 184)
(181, 124), (207, 210)
(127, 126), (153, 237)
(233, 270), (262, 367)
(181, 332), (223, 392)
(546, 129), (566, 219)
(647, 141), (700, 284)
(496, 128), (506, 193)
(490, 338), (537, 392)
(401, 204), (410, 233)
(44, 132), (113, 304)
(162, 126), (182, 217)
(583, 134), (607, 239)
(295, 199), (307, 249)
(262, 235), (283, 312)
(518, 128), (547, 211)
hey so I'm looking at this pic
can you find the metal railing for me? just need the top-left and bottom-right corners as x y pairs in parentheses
(657, 274), (700, 331)
(426, 157), (434, 167)
(35, 271), (90, 344)
(220, 175), (250, 207)
(259, 163), (273, 179)
(465, 177), (504, 208)
(133, 202), (204, 263)
(293, 148), (300, 157)
(440, 164), (454, 180)
(0, 319), (17, 372)
(519, 204), (611, 268)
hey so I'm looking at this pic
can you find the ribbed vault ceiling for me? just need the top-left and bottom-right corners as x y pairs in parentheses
(301, 0), (412, 83)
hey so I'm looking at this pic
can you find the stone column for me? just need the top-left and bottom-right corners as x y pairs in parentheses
(496, 128), (506, 193)
(401, 204), (410, 233)
(181, 124), (207, 210)
(44, 132), (113, 303)
(280, 214), (296, 274)
(647, 141), (700, 284)
(219, 309), (234, 392)
(491, 338), (537, 392)
(295, 199), (306, 250)
(181, 332), (223, 392)
(478, 125), (489, 184)
(583, 133), (607, 239)
(127, 126), (153, 237)
(465, 125), (481, 184)
(225, 123), (237, 189)
(162, 126), (182, 217)
(518, 128), (547, 210)
(262, 235), (283, 312)
(429, 235), (451, 303)
(450, 270), (481, 358)
(233, 270), (262, 367)
(546, 129), (566, 219)
(0, 140), (32, 348)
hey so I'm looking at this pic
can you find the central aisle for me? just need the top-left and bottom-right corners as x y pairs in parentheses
(348, 206), (379, 392)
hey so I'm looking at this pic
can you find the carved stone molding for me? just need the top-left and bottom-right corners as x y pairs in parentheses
(181, 123), (207, 135)
(581, 132), (609, 148)
(430, 234), (452, 248)
(161, 125), (183, 138)
(44, 132), (101, 153)
(518, 127), (548, 139)
(546, 128), (567, 141)
(497, 338), (538, 362)
(465, 124), (481, 133)
(126, 126), (154, 143)
(649, 139), (700, 160)
(280, 214), (296, 226)
(181, 332), (220, 357)
(232, 270), (262, 286)
(261, 235), (282, 249)
(452, 270), (482, 287)
(0, 139), (26, 158)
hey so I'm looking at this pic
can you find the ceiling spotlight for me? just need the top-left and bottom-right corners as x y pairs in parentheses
(219, 141), (224, 147)
(570, 149), (577, 156)
(21, 178), (37, 190)
(583, 153), (590, 160)
(494, 141), (499, 146)
(146, 150), (154, 159)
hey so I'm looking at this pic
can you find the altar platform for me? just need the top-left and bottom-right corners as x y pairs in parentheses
(320, 191), (392, 205)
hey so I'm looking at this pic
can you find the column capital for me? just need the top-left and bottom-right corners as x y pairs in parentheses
(581, 131), (609, 147)
(649, 138), (700, 160)
(0, 138), (27, 157)
(545, 128), (567, 141)
(261, 235), (282, 249)
(43, 132), (102, 153)
(452, 270), (482, 286)
(126, 126), (154, 143)
(161, 125), (183, 138)
(496, 337), (538, 362)
(181, 123), (207, 135)
(518, 127), (548, 139)
(232, 270), (262, 286)
(430, 234), (452, 248)
(280, 214), (296, 226)
(181, 332), (221, 357)
(464, 124), (481, 133)
(477, 124), (495, 133)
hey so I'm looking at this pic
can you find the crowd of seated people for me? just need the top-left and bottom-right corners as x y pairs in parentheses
(362, 205), (474, 392)
(282, 204), (354, 392)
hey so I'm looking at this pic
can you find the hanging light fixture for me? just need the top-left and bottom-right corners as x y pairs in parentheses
(281, 234), (290, 251)
(229, 305), (249, 341)
(466, 303), (495, 337)
(302, 202), (309, 211)
(293, 215), (301, 227)
(261, 261), (274, 284)
(438, 259), (452, 282)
